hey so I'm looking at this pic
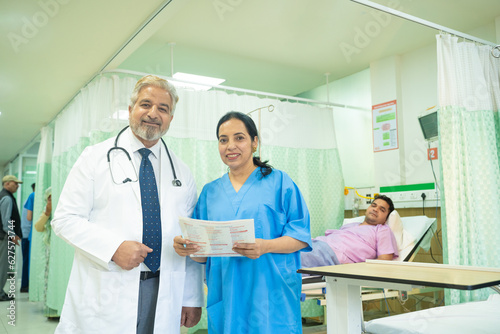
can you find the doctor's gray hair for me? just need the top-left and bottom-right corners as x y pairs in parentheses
(129, 75), (179, 115)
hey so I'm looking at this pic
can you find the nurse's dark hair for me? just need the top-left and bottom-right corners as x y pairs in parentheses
(216, 111), (273, 177)
(373, 194), (394, 217)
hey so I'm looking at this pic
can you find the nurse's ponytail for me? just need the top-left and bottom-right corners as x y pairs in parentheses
(253, 156), (273, 177)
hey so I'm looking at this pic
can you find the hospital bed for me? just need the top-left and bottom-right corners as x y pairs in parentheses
(301, 211), (438, 305)
(364, 292), (500, 334)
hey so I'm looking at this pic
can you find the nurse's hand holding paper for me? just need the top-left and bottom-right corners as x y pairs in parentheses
(173, 236), (201, 258)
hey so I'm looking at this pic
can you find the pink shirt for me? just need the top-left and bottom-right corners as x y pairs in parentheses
(315, 222), (399, 264)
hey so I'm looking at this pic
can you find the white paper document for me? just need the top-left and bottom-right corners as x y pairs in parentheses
(178, 217), (255, 257)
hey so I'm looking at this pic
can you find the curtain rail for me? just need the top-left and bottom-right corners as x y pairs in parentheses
(350, 0), (498, 49)
(102, 69), (369, 112)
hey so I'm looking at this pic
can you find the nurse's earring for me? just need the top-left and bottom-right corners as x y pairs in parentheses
(252, 147), (257, 154)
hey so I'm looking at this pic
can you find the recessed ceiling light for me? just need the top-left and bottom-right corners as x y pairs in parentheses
(171, 72), (225, 91)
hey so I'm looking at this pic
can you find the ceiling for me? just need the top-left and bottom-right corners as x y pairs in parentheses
(1, 0), (499, 169)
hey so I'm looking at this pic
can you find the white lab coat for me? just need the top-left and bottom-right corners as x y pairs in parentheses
(52, 128), (203, 334)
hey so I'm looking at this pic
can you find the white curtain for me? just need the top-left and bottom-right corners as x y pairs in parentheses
(437, 34), (500, 304)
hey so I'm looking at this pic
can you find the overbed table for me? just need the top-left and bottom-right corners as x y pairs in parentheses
(298, 260), (500, 334)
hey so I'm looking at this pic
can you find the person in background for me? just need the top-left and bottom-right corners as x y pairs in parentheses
(301, 195), (398, 269)
(33, 187), (59, 318)
(174, 111), (312, 334)
(0, 175), (23, 302)
(51, 75), (203, 334)
(20, 182), (35, 293)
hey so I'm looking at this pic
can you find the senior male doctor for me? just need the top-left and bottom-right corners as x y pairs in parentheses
(52, 75), (203, 334)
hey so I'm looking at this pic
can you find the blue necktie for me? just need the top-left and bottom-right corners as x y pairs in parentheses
(139, 148), (162, 273)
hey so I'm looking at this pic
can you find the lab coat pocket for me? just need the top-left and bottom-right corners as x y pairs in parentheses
(82, 267), (123, 319)
(166, 271), (186, 322)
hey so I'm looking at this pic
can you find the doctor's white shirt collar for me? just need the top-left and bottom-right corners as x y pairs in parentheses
(128, 128), (161, 160)
(126, 128), (162, 182)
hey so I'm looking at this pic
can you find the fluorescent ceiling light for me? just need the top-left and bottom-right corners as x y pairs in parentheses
(111, 109), (129, 121)
(171, 72), (225, 91)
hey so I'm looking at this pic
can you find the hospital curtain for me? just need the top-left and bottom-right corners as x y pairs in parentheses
(46, 73), (344, 326)
(29, 126), (52, 301)
(47, 74), (137, 314)
(436, 34), (500, 304)
(29, 126), (55, 309)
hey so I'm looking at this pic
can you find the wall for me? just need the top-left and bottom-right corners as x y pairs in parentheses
(299, 69), (374, 189)
(299, 19), (499, 211)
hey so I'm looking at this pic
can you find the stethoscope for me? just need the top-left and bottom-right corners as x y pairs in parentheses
(107, 126), (182, 187)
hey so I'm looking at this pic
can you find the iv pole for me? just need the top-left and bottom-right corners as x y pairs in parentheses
(246, 105), (275, 158)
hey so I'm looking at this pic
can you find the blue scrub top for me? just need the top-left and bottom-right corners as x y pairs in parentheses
(22, 192), (35, 240)
(193, 168), (312, 334)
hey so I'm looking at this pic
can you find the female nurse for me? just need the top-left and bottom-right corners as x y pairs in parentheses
(174, 111), (312, 334)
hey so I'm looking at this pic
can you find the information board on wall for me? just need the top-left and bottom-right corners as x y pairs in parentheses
(372, 100), (398, 152)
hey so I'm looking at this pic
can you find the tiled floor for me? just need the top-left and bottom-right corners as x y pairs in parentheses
(0, 288), (326, 334)
(0, 291), (58, 334)
(0, 288), (191, 334)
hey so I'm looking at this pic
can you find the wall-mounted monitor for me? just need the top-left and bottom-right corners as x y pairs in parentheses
(418, 109), (438, 141)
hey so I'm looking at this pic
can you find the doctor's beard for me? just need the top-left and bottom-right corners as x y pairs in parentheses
(130, 118), (169, 142)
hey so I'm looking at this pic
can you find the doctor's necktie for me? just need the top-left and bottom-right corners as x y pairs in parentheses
(138, 148), (162, 273)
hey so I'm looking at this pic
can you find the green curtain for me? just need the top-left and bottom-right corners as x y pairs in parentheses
(29, 126), (60, 316)
(437, 34), (500, 304)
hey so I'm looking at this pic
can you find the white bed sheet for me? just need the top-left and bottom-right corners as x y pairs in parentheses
(364, 294), (500, 334)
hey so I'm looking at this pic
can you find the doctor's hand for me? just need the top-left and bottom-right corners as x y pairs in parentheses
(112, 241), (153, 270)
(233, 239), (267, 259)
(180, 306), (202, 328)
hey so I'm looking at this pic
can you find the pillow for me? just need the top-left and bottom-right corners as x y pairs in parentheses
(342, 216), (365, 225)
(387, 210), (404, 250)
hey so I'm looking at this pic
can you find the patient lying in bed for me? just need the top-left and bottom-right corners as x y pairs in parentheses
(301, 195), (399, 269)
